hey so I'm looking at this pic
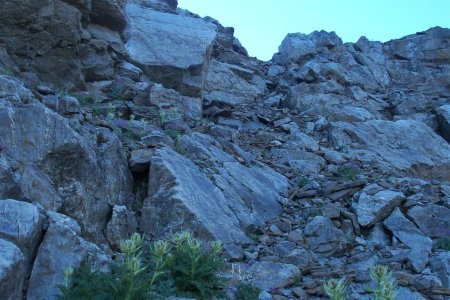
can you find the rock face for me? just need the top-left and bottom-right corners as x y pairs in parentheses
(0, 239), (25, 300)
(0, 1), (449, 299)
(27, 212), (109, 300)
(330, 120), (450, 179)
(142, 145), (288, 254)
(125, 3), (217, 97)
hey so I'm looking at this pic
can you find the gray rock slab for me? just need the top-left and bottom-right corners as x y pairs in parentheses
(27, 212), (109, 300)
(304, 216), (349, 257)
(330, 119), (450, 180)
(0, 200), (44, 254)
(204, 60), (266, 106)
(352, 190), (404, 227)
(407, 204), (450, 239)
(0, 239), (24, 300)
(142, 147), (251, 250)
(125, 4), (217, 97)
(249, 262), (301, 291)
(106, 205), (138, 250)
(384, 208), (432, 253)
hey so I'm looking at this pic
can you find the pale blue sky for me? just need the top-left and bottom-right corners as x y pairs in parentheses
(178, 0), (450, 61)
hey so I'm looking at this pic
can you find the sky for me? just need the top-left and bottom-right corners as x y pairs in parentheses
(178, 0), (450, 61)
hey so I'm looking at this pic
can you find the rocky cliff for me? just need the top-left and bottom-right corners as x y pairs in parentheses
(0, 0), (449, 299)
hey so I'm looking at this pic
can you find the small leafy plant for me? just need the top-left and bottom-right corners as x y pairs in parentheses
(58, 231), (224, 299)
(297, 176), (312, 188)
(434, 237), (450, 251)
(369, 265), (397, 300)
(324, 265), (397, 300)
(235, 282), (261, 300)
(324, 277), (347, 300)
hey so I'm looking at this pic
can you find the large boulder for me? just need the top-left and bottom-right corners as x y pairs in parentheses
(329, 119), (450, 180)
(27, 212), (109, 300)
(0, 77), (133, 242)
(125, 3), (217, 97)
(142, 147), (250, 253)
(0, 200), (44, 258)
(142, 142), (288, 255)
(90, 0), (127, 31)
(0, 239), (25, 300)
(204, 60), (267, 107)
(385, 27), (450, 63)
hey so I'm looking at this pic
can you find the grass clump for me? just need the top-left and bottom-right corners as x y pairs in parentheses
(434, 236), (450, 251)
(235, 282), (261, 300)
(58, 231), (224, 299)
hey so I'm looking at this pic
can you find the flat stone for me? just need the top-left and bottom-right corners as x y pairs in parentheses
(129, 149), (155, 173)
(407, 204), (450, 239)
(249, 262), (301, 291)
(384, 208), (433, 253)
(330, 120), (450, 180)
(304, 216), (349, 257)
(352, 190), (404, 227)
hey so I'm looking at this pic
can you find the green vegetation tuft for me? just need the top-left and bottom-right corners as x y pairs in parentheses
(324, 265), (398, 300)
(58, 231), (224, 299)
(235, 282), (261, 300)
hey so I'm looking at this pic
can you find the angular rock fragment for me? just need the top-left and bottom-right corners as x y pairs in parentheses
(352, 190), (404, 227)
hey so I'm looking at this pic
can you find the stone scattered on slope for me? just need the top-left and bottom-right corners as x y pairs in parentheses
(384, 208), (433, 252)
(249, 261), (301, 291)
(407, 204), (450, 239)
(304, 216), (349, 257)
(352, 189), (404, 227)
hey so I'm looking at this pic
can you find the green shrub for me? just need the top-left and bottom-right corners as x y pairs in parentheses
(235, 282), (261, 300)
(337, 166), (359, 180)
(434, 237), (450, 251)
(324, 277), (347, 300)
(369, 265), (397, 300)
(324, 265), (397, 300)
(58, 231), (224, 299)
(165, 231), (224, 298)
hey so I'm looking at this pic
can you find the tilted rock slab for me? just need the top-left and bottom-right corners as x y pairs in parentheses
(330, 119), (450, 180)
(142, 147), (250, 253)
(142, 146), (289, 255)
(352, 190), (404, 227)
(125, 3), (217, 97)
(27, 212), (109, 300)
(0, 239), (25, 300)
